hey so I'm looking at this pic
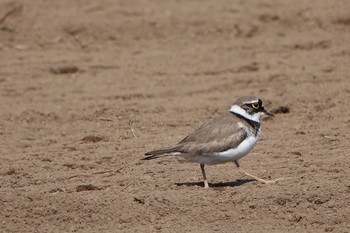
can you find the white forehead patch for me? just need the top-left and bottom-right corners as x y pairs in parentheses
(243, 99), (259, 105)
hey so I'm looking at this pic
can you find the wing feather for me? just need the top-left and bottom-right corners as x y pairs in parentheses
(144, 112), (248, 159)
(176, 113), (247, 156)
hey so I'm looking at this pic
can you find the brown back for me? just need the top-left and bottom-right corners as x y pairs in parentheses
(174, 112), (248, 157)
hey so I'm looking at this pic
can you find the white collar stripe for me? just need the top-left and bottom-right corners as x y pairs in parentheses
(229, 105), (261, 122)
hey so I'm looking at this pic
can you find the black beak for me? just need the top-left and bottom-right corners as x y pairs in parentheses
(263, 108), (274, 117)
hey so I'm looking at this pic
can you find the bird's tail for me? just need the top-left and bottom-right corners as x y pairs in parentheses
(143, 146), (182, 160)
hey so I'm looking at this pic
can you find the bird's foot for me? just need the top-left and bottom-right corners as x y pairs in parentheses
(259, 177), (285, 184)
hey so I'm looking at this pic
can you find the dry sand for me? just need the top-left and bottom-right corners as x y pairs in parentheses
(1, 0), (350, 232)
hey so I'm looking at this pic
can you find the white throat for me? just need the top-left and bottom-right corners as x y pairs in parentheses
(229, 105), (261, 122)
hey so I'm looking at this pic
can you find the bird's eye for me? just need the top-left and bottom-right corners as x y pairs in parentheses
(251, 103), (259, 109)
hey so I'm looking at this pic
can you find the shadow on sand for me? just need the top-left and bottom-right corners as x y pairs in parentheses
(176, 179), (255, 188)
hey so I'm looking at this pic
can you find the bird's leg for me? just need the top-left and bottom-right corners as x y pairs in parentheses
(200, 164), (209, 188)
(234, 160), (282, 184)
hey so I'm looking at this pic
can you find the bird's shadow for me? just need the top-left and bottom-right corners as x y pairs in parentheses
(176, 179), (255, 188)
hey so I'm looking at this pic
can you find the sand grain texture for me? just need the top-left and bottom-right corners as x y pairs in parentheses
(0, 0), (350, 232)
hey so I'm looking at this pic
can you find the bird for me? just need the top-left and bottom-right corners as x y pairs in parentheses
(143, 96), (282, 188)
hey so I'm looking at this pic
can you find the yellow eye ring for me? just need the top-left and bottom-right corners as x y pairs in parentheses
(251, 103), (259, 109)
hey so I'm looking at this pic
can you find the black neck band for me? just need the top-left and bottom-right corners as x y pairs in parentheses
(231, 112), (261, 135)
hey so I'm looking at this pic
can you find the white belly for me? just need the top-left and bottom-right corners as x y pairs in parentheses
(189, 135), (259, 165)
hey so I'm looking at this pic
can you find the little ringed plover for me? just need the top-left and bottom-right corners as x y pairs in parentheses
(143, 96), (282, 188)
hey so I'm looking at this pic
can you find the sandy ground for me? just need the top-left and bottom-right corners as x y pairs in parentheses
(1, 0), (350, 232)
